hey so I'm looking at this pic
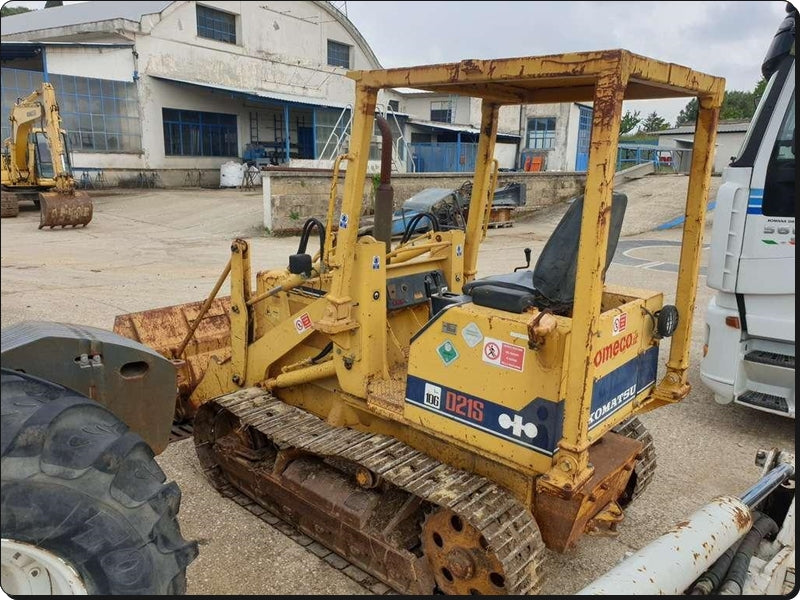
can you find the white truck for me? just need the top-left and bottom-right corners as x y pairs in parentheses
(701, 3), (796, 418)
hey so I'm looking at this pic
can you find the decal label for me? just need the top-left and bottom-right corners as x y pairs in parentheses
(456, 244), (463, 257)
(589, 346), (658, 429)
(592, 332), (639, 368)
(442, 322), (457, 335)
(294, 312), (313, 334)
(437, 340), (459, 365)
(482, 337), (525, 372)
(462, 322), (483, 347)
(612, 313), (628, 335)
(424, 382), (442, 409)
(405, 375), (563, 454)
(339, 213), (349, 229)
(371, 255), (381, 270)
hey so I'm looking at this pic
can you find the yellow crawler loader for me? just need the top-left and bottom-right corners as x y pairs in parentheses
(0, 82), (93, 228)
(2, 49), (726, 594)
(111, 49), (726, 594)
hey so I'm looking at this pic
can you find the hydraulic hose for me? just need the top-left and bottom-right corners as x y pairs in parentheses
(717, 513), (779, 595)
(689, 537), (744, 595)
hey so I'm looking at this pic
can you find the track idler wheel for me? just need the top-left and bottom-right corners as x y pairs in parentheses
(38, 191), (92, 229)
(422, 508), (509, 595)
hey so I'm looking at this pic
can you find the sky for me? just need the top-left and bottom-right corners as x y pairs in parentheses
(4, 0), (793, 126)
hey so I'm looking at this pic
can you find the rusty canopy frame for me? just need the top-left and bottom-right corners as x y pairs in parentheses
(331, 49), (725, 489)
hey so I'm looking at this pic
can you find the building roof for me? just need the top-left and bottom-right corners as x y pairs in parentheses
(149, 74), (349, 109)
(656, 120), (751, 136)
(0, 1), (172, 35)
(408, 119), (520, 139)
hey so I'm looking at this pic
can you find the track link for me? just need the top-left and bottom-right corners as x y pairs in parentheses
(612, 416), (657, 505)
(194, 387), (545, 595)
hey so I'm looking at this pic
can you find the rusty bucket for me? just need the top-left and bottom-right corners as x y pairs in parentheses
(38, 190), (93, 228)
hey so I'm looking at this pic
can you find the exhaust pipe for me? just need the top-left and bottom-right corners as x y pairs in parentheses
(373, 116), (394, 253)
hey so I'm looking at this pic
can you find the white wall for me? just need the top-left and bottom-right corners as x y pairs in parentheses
(522, 103), (575, 171)
(45, 46), (135, 81)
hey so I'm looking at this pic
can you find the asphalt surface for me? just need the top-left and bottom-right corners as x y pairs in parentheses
(0, 175), (794, 595)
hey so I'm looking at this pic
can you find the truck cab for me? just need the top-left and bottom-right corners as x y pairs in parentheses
(700, 5), (796, 417)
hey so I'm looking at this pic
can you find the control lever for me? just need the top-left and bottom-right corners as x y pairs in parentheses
(514, 247), (532, 272)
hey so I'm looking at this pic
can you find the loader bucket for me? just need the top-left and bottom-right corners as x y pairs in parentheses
(113, 297), (232, 420)
(38, 190), (93, 228)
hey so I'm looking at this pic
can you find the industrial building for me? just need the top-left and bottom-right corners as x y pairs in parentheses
(1, 1), (592, 182)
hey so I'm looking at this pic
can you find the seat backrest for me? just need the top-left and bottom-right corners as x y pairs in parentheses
(532, 192), (628, 307)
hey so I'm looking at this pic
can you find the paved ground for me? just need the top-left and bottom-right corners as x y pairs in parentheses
(1, 175), (793, 595)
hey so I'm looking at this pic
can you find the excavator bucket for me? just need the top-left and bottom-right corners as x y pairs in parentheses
(113, 297), (233, 420)
(38, 190), (93, 228)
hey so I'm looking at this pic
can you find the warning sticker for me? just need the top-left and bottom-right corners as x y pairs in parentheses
(482, 337), (525, 372)
(294, 312), (313, 334)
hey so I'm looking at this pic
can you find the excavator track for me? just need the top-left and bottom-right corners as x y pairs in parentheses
(612, 416), (657, 505)
(194, 387), (545, 595)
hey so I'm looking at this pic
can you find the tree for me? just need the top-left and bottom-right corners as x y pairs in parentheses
(44, 1), (63, 7)
(676, 98), (698, 126)
(676, 78), (767, 126)
(640, 111), (670, 132)
(619, 110), (641, 136)
(1, 5), (33, 17)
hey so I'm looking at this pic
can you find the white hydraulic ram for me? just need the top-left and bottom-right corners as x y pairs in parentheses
(579, 449), (795, 595)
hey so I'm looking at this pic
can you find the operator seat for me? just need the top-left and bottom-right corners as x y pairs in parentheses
(463, 192), (627, 314)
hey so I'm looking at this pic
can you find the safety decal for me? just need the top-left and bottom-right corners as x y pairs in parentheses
(339, 213), (349, 229)
(372, 255), (381, 270)
(294, 312), (313, 334)
(405, 375), (563, 455)
(612, 313), (627, 335)
(456, 244), (463, 257)
(482, 337), (525, 372)
(461, 322), (483, 348)
(437, 340), (459, 365)
(441, 322), (457, 335)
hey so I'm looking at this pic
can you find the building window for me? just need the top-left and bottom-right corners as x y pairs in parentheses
(430, 101), (452, 123)
(327, 40), (351, 68)
(527, 117), (556, 149)
(197, 5), (236, 44)
(388, 99), (400, 112)
(46, 73), (141, 152)
(1, 68), (44, 144)
(162, 109), (238, 156)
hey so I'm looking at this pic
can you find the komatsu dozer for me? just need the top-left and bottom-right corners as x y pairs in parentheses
(0, 82), (93, 227)
(109, 50), (726, 594)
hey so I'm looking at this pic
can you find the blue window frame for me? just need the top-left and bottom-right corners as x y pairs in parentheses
(162, 108), (238, 156)
(327, 40), (351, 68)
(527, 117), (556, 149)
(47, 73), (141, 152)
(197, 5), (236, 44)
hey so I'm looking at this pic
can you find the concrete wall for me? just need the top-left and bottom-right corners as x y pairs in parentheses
(262, 170), (586, 233)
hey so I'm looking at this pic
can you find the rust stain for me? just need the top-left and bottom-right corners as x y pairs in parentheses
(732, 505), (751, 530)
(674, 520), (691, 530)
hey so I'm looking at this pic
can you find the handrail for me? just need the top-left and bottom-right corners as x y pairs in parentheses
(319, 104), (353, 161)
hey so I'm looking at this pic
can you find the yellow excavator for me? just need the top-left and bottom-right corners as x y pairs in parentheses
(0, 82), (92, 228)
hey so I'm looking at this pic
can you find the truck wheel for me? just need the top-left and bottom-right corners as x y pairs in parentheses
(1, 369), (198, 594)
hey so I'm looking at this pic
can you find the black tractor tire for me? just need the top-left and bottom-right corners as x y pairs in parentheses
(1, 368), (198, 594)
